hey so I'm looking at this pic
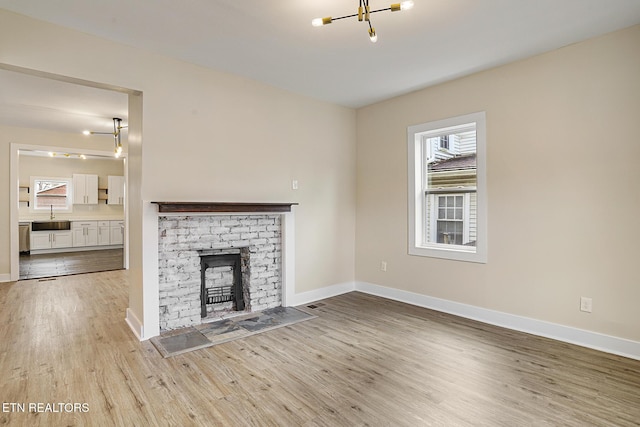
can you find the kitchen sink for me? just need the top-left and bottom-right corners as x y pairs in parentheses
(31, 220), (71, 231)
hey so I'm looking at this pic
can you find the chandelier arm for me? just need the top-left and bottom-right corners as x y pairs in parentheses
(333, 7), (392, 22)
(369, 7), (392, 14)
(332, 13), (360, 21)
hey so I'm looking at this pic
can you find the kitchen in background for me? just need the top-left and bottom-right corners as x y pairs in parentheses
(18, 150), (125, 280)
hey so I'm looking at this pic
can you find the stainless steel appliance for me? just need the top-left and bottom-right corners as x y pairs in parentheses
(19, 222), (30, 253)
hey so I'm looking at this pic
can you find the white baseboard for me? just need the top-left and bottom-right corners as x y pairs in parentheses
(0, 274), (12, 283)
(289, 281), (355, 307)
(354, 281), (640, 361)
(125, 308), (144, 341)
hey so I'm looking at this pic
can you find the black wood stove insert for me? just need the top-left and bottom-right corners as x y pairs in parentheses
(200, 253), (245, 317)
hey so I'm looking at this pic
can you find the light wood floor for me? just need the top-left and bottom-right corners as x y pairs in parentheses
(1, 271), (639, 426)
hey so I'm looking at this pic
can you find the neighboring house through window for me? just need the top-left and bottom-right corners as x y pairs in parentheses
(408, 112), (487, 263)
(438, 135), (449, 150)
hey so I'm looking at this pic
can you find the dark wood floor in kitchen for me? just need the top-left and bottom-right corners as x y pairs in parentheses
(19, 248), (123, 280)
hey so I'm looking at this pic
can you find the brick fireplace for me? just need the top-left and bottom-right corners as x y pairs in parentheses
(153, 202), (296, 332)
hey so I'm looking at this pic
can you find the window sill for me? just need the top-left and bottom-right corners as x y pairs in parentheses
(409, 245), (487, 263)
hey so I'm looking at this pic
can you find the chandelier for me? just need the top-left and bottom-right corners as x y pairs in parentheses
(83, 117), (127, 158)
(312, 1), (414, 43)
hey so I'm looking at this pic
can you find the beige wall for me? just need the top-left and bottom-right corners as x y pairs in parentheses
(356, 25), (640, 342)
(0, 10), (357, 333)
(4, 8), (636, 344)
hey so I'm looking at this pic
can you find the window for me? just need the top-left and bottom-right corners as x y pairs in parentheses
(438, 135), (449, 150)
(408, 112), (486, 263)
(31, 177), (73, 213)
(436, 194), (464, 245)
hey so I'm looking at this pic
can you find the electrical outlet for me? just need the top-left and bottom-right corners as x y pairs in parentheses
(292, 180), (299, 190)
(380, 261), (387, 272)
(580, 297), (593, 313)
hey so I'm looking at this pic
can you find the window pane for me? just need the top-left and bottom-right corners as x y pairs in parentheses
(424, 125), (476, 247)
(437, 220), (463, 245)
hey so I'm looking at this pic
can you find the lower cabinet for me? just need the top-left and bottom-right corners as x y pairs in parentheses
(30, 231), (73, 250)
(72, 221), (98, 247)
(98, 221), (111, 246)
(110, 221), (124, 245)
(29, 220), (123, 253)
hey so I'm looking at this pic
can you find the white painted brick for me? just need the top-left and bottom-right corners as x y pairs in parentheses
(220, 233), (240, 241)
(158, 213), (284, 331)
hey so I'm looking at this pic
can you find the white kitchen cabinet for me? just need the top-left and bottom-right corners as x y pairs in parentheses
(72, 221), (98, 247)
(30, 231), (73, 250)
(110, 220), (124, 245)
(98, 221), (111, 246)
(73, 174), (98, 205)
(107, 175), (125, 205)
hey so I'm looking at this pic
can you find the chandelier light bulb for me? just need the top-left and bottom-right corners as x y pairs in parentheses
(369, 28), (378, 43)
(312, 17), (332, 26)
(400, 1), (414, 10)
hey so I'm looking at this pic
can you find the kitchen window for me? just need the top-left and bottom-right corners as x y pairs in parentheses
(407, 112), (487, 263)
(31, 177), (73, 213)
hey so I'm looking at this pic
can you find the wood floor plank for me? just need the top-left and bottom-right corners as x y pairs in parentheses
(1, 274), (639, 426)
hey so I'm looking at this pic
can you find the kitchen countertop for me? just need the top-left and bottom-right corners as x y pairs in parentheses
(19, 217), (124, 223)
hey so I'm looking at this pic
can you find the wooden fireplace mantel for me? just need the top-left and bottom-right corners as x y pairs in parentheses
(151, 201), (298, 213)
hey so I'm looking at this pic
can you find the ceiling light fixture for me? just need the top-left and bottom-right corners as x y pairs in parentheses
(83, 117), (127, 158)
(312, 1), (413, 43)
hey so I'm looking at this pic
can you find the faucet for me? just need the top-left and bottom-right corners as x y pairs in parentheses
(50, 205), (55, 220)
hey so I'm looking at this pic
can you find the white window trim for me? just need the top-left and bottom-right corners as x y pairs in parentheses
(407, 112), (487, 263)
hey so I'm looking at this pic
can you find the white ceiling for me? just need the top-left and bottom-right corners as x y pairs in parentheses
(1, 0), (640, 133)
(0, 68), (129, 134)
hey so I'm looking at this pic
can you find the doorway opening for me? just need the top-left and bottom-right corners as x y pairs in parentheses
(17, 149), (126, 280)
(3, 63), (142, 283)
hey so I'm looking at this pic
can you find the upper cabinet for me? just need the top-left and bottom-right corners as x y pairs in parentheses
(73, 174), (98, 205)
(107, 175), (125, 205)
